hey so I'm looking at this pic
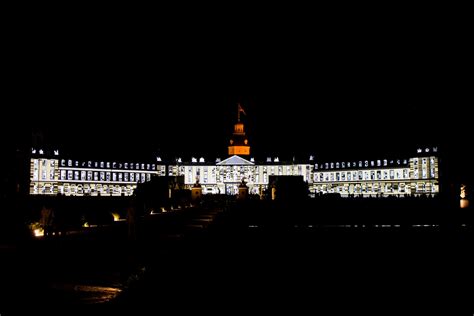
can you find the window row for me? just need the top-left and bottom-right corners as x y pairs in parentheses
(57, 184), (136, 196)
(60, 159), (161, 171)
(313, 169), (410, 182)
(315, 159), (408, 170)
(59, 170), (151, 183)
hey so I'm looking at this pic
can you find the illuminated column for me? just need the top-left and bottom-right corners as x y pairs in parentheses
(271, 182), (276, 200)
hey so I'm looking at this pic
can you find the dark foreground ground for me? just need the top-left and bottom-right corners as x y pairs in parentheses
(1, 198), (472, 314)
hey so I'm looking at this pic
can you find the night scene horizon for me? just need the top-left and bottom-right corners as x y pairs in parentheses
(1, 21), (473, 313)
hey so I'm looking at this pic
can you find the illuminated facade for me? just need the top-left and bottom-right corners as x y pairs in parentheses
(29, 155), (165, 196)
(29, 149), (439, 198)
(28, 108), (439, 197)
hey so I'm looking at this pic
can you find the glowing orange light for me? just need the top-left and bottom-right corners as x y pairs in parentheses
(460, 184), (469, 209)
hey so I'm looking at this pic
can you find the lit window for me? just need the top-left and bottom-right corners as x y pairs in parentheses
(422, 168), (427, 179)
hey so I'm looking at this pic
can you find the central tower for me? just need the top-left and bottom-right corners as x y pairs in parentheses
(228, 104), (250, 156)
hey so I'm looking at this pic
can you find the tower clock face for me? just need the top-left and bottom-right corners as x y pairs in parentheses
(244, 139), (248, 145)
(230, 140), (234, 145)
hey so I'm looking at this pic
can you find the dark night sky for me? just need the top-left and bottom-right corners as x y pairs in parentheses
(4, 16), (472, 178)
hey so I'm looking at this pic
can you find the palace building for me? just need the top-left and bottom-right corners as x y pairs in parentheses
(29, 106), (439, 198)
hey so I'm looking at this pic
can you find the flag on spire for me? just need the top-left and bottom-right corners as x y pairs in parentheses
(238, 103), (246, 116)
(237, 103), (246, 121)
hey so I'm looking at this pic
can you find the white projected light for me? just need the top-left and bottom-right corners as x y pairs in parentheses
(28, 126), (439, 198)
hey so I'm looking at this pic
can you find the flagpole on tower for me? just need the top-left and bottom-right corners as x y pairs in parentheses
(237, 103), (246, 122)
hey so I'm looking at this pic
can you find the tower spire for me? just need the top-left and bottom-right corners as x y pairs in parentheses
(237, 103), (246, 122)
(228, 104), (250, 156)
